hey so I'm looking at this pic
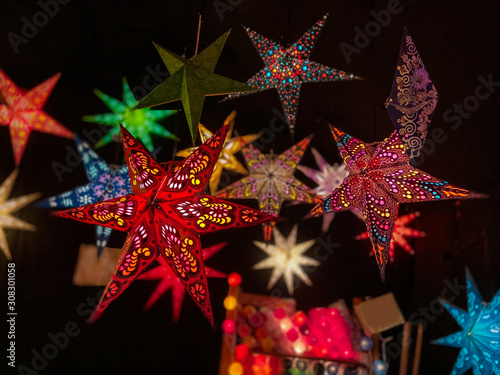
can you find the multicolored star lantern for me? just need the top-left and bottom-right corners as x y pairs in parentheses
(217, 135), (321, 241)
(0, 69), (73, 166)
(139, 242), (227, 321)
(136, 30), (254, 144)
(82, 77), (178, 151)
(253, 224), (320, 295)
(298, 147), (349, 234)
(0, 170), (41, 260)
(37, 136), (132, 256)
(308, 126), (476, 272)
(225, 14), (362, 136)
(385, 29), (439, 162)
(59, 124), (272, 324)
(432, 268), (500, 375)
(176, 111), (260, 195)
(355, 211), (426, 263)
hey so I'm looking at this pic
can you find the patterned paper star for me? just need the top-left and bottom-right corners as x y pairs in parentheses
(0, 69), (73, 166)
(225, 14), (362, 136)
(217, 135), (321, 241)
(37, 136), (132, 255)
(432, 268), (500, 375)
(59, 124), (272, 323)
(298, 147), (349, 234)
(309, 126), (477, 271)
(355, 211), (426, 263)
(83, 77), (178, 151)
(139, 242), (227, 321)
(176, 111), (260, 195)
(385, 29), (439, 161)
(0, 170), (40, 260)
(253, 224), (320, 295)
(136, 30), (254, 144)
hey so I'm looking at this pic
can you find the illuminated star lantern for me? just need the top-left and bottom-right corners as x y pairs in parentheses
(225, 14), (362, 136)
(309, 126), (477, 272)
(59, 124), (272, 324)
(217, 135), (321, 241)
(355, 211), (426, 263)
(37, 136), (132, 255)
(0, 69), (73, 166)
(385, 29), (439, 162)
(136, 30), (254, 144)
(139, 242), (227, 321)
(83, 77), (178, 151)
(253, 224), (320, 295)
(176, 111), (260, 195)
(0, 170), (41, 260)
(432, 268), (500, 375)
(298, 147), (349, 234)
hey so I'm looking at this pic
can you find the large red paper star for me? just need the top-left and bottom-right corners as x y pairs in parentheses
(139, 242), (227, 321)
(309, 126), (476, 271)
(0, 69), (73, 166)
(60, 124), (272, 324)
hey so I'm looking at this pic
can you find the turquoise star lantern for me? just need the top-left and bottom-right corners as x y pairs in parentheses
(432, 268), (500, 375)
(83, 77), (179, 151)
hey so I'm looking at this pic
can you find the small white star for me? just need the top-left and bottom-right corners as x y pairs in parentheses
(253, 224), (320, 295)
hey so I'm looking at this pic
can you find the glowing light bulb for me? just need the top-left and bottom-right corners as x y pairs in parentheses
(235, 344), (249, 360)
(222, 319), (236, 334)
(223, 296), (238, 310)
(228, 361), (244, 375)
(293, 340), (306, 355)
(279, 317), (293, 331)
(228, 273), (242, 286)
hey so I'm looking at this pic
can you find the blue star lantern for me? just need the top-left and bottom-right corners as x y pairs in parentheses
(226, 14), (362, 136)
(432, 268), (500, 375)
(38, 136), (132, 255)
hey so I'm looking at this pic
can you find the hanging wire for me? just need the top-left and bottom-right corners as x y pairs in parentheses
(194, 13), (203, 56)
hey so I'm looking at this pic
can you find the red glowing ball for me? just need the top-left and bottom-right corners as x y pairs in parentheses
(228, 273), (242, 286)
(222, 319), (236, 334)
(292, 311), (307, 326)
(235, 344), (250, 360)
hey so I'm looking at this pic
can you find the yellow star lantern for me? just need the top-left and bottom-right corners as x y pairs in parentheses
(176, 111), (260, 195)
(0, 170), (41, 260)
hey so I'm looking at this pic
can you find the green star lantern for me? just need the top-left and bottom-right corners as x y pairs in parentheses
(83, 77), (179, 151)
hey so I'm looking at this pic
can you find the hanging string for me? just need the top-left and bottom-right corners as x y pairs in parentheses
(194, 13), (202, 56)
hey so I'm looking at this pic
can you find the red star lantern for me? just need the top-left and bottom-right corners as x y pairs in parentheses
(0, 69), (73, 166)
(309, 127), (481, 272)
(59, 124), (272, 324)
(355, 211), (426, 263)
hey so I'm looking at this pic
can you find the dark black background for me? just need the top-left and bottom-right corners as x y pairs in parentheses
(1, 0), (499, 374)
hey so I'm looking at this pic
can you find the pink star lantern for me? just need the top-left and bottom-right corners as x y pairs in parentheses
(309, 126), (481, 272)
(298, 147), (349, 234)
